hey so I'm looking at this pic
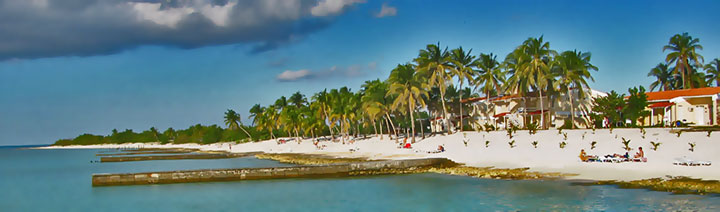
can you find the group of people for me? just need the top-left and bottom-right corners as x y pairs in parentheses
(579, 147), (646, 162)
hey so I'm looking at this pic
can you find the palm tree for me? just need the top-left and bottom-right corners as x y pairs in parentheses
(553, 50), (598, 129)
(328, 87), (358, 142)
(163, 128), (176, 142)
(520, 36), (555, 129)
(289, 91), (307, 108)
(647, 63), (673, 91)
(280, 105), (301, 142)
(249, 104), (264, 126)
(361, 79), (392, 139)
(474, 53), (505, 123)
(387, 63), (429, 143)
(258, 106), (278, 139)
(449, 46), (476, 131)
(312, 89), (335, 137)
(274, 96), (288, 109)
(704, 58), (720, 87)
(505, 47), (532, 126)
(663, 32), (704, 89)
(415, 43), (452, 133)
(224, 109), (252, 140)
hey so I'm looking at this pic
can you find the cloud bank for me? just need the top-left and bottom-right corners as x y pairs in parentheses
(0, 0), (366, 60)
(276, 62), (377, 82)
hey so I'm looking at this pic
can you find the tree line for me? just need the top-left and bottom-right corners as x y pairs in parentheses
(55, 33), (715, 146)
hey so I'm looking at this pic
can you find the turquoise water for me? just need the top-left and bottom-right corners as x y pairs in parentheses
(1, 147), (719, 211)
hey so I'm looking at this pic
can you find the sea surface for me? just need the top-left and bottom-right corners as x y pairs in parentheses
(1, 147), (719, 211)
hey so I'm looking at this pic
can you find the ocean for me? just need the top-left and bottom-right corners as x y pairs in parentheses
(1, 147), (718, 211)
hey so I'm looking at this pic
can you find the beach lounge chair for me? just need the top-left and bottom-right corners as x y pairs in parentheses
(631, 157), (647, 162)
(674, 157), (712, 166)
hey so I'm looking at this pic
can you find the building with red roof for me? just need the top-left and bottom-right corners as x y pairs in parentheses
(641, 87), (720, 126)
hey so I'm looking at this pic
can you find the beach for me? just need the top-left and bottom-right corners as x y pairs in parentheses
(40, 128), (719, 182)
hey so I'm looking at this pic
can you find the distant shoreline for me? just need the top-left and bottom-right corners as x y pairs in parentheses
(37, 128), (719, 183)
(2, 144), (50, 149)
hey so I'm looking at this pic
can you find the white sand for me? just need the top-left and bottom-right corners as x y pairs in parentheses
(39, 128), (719, 181)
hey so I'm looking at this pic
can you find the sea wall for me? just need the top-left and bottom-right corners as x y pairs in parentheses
(92, 158), (455, 186)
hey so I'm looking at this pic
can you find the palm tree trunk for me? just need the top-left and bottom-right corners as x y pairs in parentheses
(487, 88), (493, 129)
(379, 119), (384, 139)
(385, 112), (398, 142)
(384, 116), (391, 140)
(523, 96), (528, 128)
(440, 89), (451, 134)
(420, 116), (425, 139)
(539, 88), (545, 129)
(294, 127), (300, 143)
(459, 81), (464, 132)
(569, 88), (575, 129)
(239, 125), (253, 141)
(372, 119), (378, 137)
(324, 107), (333, 138)
(409, 98), (416, 143)
(679, 59), (686, 89)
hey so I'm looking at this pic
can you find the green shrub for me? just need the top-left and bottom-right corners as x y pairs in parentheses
(650, 141), (661, 151)
(526, 122), (538, 135)
(483, 123), (495, 132)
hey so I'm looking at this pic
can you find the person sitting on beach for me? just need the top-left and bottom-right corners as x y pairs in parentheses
(634, 147), (644, 158)
(403, 142), (412, 149)
(579, 149), (598, 162)
(438, 145), (445, 152)
(313, 139), (320, 147)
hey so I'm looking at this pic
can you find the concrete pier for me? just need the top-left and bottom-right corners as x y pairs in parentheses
(96, 150), (195, 156)
(99, 151), (263, 163)
(92, 158), (456, 186)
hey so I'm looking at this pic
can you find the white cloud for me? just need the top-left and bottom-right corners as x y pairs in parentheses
(375, 3), (397, 18)
(130, 2), (195, 28)
(276, 62), (378, 82)
(311, 0), (366, 16)
(199, 2), (236, 27)
(277, 69), (312, 81)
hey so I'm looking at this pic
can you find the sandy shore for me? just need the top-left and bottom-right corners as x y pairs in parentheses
(39, 128), (719, 181)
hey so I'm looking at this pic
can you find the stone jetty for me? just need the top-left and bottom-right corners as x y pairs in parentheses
(99, 151), (263, 162)
(92, 158), (457, 186)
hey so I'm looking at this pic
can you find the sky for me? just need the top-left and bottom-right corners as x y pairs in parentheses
(1, 0), (719, 145)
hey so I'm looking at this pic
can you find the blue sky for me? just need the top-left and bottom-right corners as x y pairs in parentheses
(1, 0), (719, 145)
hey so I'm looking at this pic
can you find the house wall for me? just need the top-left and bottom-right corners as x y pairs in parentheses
(671, 97), (712, 126)
(468, 89), (604, 129)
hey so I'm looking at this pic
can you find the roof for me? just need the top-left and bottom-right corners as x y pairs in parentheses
(645, 87), (720, 102)
(461, 94), (519, 104)
(460, 97), (488, 103)
(648, 102), (675, 108)
(493, 112), (509, 118)
(527, 109), (548, 115)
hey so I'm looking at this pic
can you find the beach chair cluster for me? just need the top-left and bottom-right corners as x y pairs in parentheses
(673, 157), (712, 166)
(584, 155), (647, 163)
